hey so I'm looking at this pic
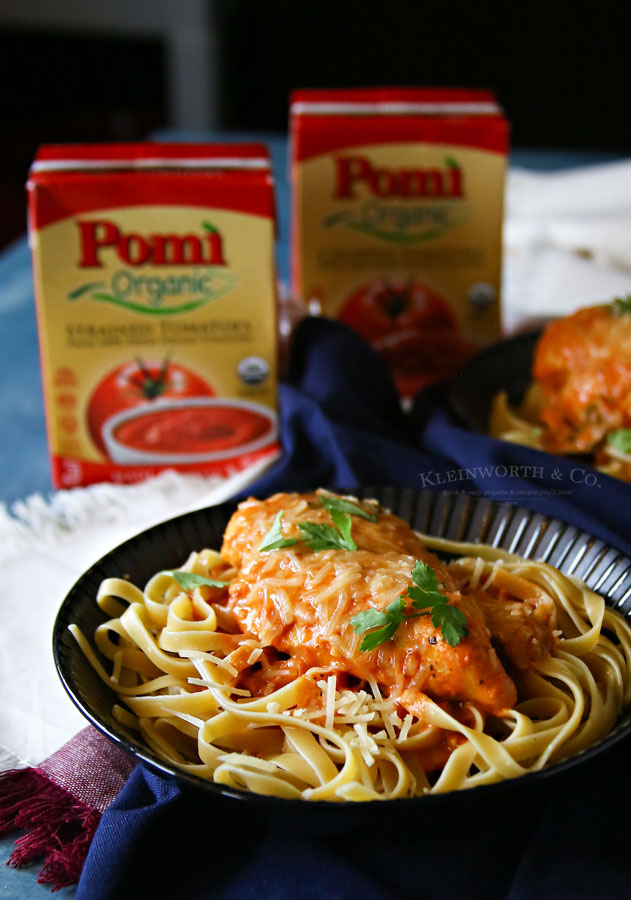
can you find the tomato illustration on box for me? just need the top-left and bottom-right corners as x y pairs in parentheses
(290, 88), (509, 398)
(87, 358), (215, 454)
(27, 143), (279, 488)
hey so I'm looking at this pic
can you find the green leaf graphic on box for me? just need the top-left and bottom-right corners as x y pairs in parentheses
(202, 221), (218, 234)
(323, 211), (355, 228)
(67, 281), (105, 300)
(325, 206), (472, 244)
(444, 156), (459, 169)
(80, 271), (237, 316)
(344, 221), (446, 244)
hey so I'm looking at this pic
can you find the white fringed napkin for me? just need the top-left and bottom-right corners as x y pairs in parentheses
(0, 460), (276, 770)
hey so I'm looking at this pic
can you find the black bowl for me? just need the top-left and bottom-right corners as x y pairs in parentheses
(53, 487), (631, 826)
(447, 332), (539, 434)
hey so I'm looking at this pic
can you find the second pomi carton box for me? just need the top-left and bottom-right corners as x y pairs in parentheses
(290, 88), (509, 398)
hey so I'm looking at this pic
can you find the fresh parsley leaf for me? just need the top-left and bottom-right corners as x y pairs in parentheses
(358, 619), (401, 652)
(350, 606), (391, 633)
(351, 597), (406, 651)
(611, 295), (631, 316)
(431, 604), (469, 647)
(298, 512), (357, 551)
(161, 570), (229, 590)
(258, 512), (298, 552)
(350, 560), (468, 651)
(408, 561), (468, 645)
(407, 561), (445, 610)
(329, 508), (357, 549)
(411, 560), (442, 596)
(407, 586), (431, 608)
(258, 505), (359, 554)
(319, 493), (377, 522)
(297, 521), (339, 551)
(608, 428), (631, 455)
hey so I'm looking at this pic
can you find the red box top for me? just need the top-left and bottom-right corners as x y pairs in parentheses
(30, 142), (271, 173)
(290, 87), (508, 160)
(291, 86), (502, 110)
(27, 143), (276, 227)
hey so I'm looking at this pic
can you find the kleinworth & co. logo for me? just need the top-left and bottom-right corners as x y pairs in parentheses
(419, 463), (602, 497)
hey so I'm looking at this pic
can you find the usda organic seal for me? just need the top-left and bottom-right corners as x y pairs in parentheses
(237, 356), (269, 386)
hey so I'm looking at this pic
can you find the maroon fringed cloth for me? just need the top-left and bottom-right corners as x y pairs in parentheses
(0, 728), (134, 891)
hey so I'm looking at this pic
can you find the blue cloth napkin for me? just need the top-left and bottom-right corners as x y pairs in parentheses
(76, 318), (631, 900)
(256, 318), (630, 552)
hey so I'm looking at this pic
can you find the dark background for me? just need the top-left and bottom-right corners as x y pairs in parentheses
(1, 0), (629, 249)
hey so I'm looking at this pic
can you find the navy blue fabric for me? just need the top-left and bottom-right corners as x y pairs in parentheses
(253, 318), (630, 552)
(76, 318), (631, 900)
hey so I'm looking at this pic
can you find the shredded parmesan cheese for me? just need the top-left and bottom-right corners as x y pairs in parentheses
(367, 676), (397, 741)
(325, 674), (336, 731)
(352, 723), (379, 766)
(398, 714), (413, 742)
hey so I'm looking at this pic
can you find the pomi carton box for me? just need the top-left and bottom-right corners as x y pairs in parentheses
(27, 143), (279, 488)
(290, 88), (509, 398)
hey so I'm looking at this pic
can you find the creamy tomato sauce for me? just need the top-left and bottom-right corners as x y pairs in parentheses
(114, 405), (272, 454)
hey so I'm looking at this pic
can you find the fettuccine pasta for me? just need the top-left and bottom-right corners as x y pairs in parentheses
(490, 387), (631, 480)
(489, 301), (631, 481)
(70, 492), (631, 801)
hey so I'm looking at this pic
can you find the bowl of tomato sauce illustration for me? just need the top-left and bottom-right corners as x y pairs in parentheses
(101, 397), (277, 465)
(337, 279), (477, 398)
(89, 358), (276, 465)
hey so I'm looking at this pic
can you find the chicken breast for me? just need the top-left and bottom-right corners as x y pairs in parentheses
(222, 492), (518, 715)
(533, 302), (631, 453)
